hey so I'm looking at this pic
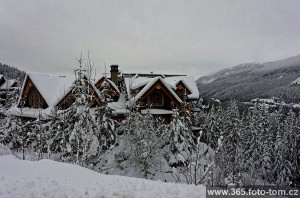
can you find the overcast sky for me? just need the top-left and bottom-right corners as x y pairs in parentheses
(1, 0), (300, 77)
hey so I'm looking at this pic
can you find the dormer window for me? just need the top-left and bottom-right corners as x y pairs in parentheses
(175, 89), (185, 100)
(147, 91), (164, 107)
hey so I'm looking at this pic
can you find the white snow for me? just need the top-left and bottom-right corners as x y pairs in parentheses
(130, 77), (182, 104)
(0, 155), (205, 198)
(198, 77), (217, 85)
(8, 105), (53, 119)
(125, 75), (199, 101)
(290, 77), (300, 86)
(163, 76), (199, 99)
(141, 109), (174, 115)
(124, 76), (151, 98)
(0, 79), (16, 90)
(94, 75), (120, 93)
(106, 78), (120, 93)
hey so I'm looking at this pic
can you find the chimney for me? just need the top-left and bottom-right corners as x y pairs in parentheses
(110, 65), (119, 85)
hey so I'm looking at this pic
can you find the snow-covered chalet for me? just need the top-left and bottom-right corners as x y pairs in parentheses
(0, 75), (18, 105)
(11, 65), (199, 121)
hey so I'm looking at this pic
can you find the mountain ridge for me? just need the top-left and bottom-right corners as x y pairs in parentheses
(197, 55), (300, 103)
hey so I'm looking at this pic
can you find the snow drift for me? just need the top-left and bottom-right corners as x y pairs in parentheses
(0, 155), (205, 198)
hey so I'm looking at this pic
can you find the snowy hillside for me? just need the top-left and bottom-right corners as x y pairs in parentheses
(0, 154), (205, 198)
(197, 55), (300, 103)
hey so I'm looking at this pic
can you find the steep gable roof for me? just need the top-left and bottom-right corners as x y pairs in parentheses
(0, 79), (17, 90)
(130, 77), (182, 105)
(95, 76), (120, 93)
(124, 74), (199, 100)
(25, 73), (75, 107)
(163, 76), (199, 99)
(19, 73), (104, 108)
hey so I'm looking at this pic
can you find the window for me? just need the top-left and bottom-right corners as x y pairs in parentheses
(148, 91), (164, 106)
(176, 89), (184, 100)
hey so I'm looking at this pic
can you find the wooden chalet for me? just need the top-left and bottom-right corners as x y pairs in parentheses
(10, 65), (199, 122)
(119, 67), (199, 121)
(0, 75), (18, 105)
(10, 73), (101, 119)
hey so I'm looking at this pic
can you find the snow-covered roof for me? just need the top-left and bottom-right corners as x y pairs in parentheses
(8, 105), (53, 119)
(0, 79), (16, 90)
(141, 109), (174, 115)
(106, 78), (120, 93)
(290, 77), (300, 86)
(163, 76), (199, 99)
(94, 75), (120, 94)
(25, 73), (75, 107)
(124, 76), (151, 98)
(124, 74), (199, 100)
(129, 77), (182, 104)
(107, 93), (129, 114)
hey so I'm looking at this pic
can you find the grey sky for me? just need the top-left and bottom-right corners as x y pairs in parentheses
(1, 0), (300, 77)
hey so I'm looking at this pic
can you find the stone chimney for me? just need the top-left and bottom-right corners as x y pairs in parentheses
(110, 65), (119, 85)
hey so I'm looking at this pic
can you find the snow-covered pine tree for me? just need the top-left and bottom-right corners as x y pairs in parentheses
(3, 103), (35, 160)
(169, 107), (195, 166)
(241, 103), (273, 185)
(273, 107), (294, 185)
(94, 81), (116, 150)
(283, 108), (299, 184)
(205, 100), (222, 149)
(3, 87), (19, 108)
(46, 107), (67, 160)
(31, 112), (47, 160)
(64, 55), (99, 166)
(220, 99), (241, 185)
(0, 114), (17, 149)
(191, 98), (206, 128)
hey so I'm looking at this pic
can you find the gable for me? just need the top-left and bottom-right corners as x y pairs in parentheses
(95, 77), (120, 100)
(133, 78), (182, 107)
(19, 77), (48, 108)
(26, 73), (75, 107)
(164, 76), (199, 100)
(19, 73), (103, 109)
(176, 81), (192, 94)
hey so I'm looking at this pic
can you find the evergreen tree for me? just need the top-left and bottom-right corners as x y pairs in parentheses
(169, 108), (195, 166)
(241, 103), (273, 184)
(46, 108), (67, 160)
(273, 108), (294, 185)
(95, 81), (116, 150)
(31, 113), (47, 160)
(64, 56), (99, 166)
(220, 99), (241, 185)
(205, 102), (222, 149)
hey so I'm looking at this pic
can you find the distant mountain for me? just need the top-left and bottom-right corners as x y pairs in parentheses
(197, 55), (300, 103)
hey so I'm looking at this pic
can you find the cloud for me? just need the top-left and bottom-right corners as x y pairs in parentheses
(1, 0), (300, 77)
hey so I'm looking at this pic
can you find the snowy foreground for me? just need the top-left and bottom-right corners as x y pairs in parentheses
(0, 155), (205, 198)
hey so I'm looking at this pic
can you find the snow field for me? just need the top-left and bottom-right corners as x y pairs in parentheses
(0, 155), (205, 198)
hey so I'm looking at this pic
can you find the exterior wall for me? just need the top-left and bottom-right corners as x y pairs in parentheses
(20, 78), (48, 109)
